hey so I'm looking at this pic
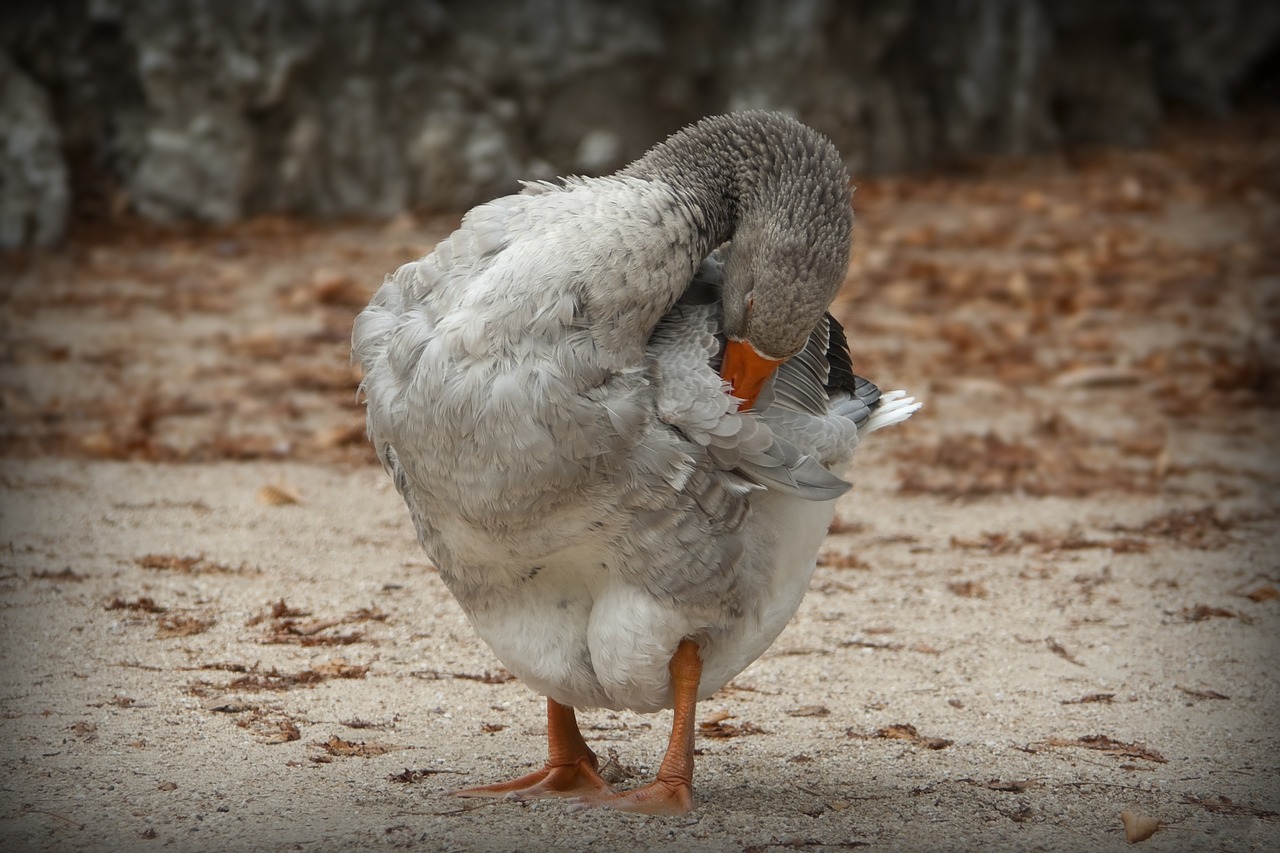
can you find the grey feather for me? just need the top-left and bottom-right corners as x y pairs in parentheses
(351, 111), (919, 715)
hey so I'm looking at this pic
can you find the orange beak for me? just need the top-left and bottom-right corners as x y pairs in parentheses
(721, 339), (784, 411)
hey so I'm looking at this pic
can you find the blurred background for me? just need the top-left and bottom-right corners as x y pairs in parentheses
(0, 0), (1277, 465)
(2, 5), (1280, 850)
(2, 0), (1278, 248)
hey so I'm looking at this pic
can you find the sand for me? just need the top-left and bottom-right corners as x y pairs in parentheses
(1, 120), (1277, 851)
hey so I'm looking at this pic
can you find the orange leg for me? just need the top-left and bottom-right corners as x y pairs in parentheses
(578, 638), (702, 815)
(452, 697), (615, 799)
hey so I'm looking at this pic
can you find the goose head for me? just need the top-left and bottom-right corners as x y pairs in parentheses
(626, 111), (854, 411)
(718, 195), (851, 409)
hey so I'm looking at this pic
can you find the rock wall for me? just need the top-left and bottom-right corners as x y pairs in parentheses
(2, 0), (1277, 248)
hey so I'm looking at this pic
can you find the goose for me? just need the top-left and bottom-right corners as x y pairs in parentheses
(352, 111), (919, 815)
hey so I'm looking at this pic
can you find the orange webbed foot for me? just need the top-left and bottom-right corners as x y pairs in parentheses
(452, 756), (615, 800)
(454, 698), (614, 800)
(571, 777), (693, 815)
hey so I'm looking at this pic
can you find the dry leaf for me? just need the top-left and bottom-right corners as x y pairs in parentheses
(256, 484), (301, 506)
(786, 705), (831, 717)
(1052, 366), (1147, 388)
(315, 735), (401, 757)
(1047, 637), (1085, 666)
(849, 723), (953, 750)
(699, 714), (767, 738)
(1245, 585), (1280, 602)
(1176, 605), (1236, 622)
(817, 550), (870, 569)
(1174, 685), (1229, 700)
(155, 613), (214, 638)
(1120, 810), (1161, 843)
(1180, 795), (1279, 819)
(1040, 734), (1166, 763)
(136, 554), (247, 574)
(203, 698), (255, 713)
(947, 580), (988, 598)
(389, 768), (454, 784)
(310, 659), (369, 679)
(106, 596), (167, 613)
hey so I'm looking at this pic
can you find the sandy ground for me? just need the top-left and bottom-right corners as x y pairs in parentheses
(2, 119), (1278, 851)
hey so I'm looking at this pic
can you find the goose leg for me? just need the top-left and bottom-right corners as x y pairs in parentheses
(577, 638), (701, 815)
(452, 698), (614, 799)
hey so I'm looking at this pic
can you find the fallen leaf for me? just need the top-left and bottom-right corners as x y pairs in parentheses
(1176, 605), (1237, 622)
(136, 554), (248, 574)
(786, 705), (830, 717)
(1174, 685), (1229, 700)
(309, 659), (369, 679)
(1245, 585), (1280, 602)
(1180, 795), (1279, 819)
(202, 698), (255, 713)
(947, 580), (988, 598)
(256, 484), (301, 506)
(411, 668), (516, 684)
(106, 596), (167, 613)
(1047, 637), (1085, 666)
(1052, 366), (1147, 388)
(699, 715), (767, 738)
(1061, 693), (1115, 705)
(848, 723), (953, 750)
(388, 768), (455, 784)
(1120, 810), (1161, 843)
(314, 735), (401, 757)
(1039, 734), (1166, 763)
(31, 567), (87, 582)
(155, 613), (215, 638)
(817, 551), (870, 569)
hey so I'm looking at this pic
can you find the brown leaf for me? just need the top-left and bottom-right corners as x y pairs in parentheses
(1040, 734), (1166, 763)
(310, 659), (369, 679)
(388, 768), (454, 784)
(1174, 685), (1229, 700)
(848, 723), (953, 750)
(786, 705), (831, 717)
(699, 714), (767, 738)
(1245, 585), (1280, 602)
(315, 735), (401, 758)
(1176, 605), (1237, 622)
(264, 718), (302, 743)
(1061, 693), (1115, 705)
(1046, 637), (1085, 666)
(256, 484), (301, 506)
(1180, 795), (1279, 819)
(106, 596), (167, 613)
(412, 668), (516, 684)
(32, 567), (87, 582)
(224, 660), (365, 691)
(155, 613), (214, 638)
(817, 550), (870, 569)
(203, 698), (255, 713)
(1052, 366), (1147, 388)
(136, 554), (247, 575)
(947, 580), (988, 598)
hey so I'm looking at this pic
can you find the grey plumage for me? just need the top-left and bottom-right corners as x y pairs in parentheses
(352, 111), (918, 715)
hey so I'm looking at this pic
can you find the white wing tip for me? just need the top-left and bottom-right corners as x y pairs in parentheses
(865, 390), (921, 433)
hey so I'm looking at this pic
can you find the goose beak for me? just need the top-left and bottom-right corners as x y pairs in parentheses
(722, 339), (784, 411)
